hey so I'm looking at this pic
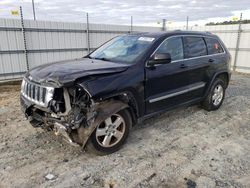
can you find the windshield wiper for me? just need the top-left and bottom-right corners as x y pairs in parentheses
(92, 57), (111, 61)
(86, 55), (93, 59)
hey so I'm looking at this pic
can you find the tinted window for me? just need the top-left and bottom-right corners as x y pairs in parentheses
(205, 37), (224, 54)
(183, 37), (207, 58)
(155, 37), (183, 61)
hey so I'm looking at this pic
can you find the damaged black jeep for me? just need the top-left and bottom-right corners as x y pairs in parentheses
(21, 31), (231, 155)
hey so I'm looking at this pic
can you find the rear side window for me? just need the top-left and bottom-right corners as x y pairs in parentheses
(204, 37), (224, 54)
(183, 37), (207, 58)
(155, 37), (183, 61)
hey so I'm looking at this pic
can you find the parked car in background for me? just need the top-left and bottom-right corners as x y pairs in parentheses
(20, 31), (231, 155)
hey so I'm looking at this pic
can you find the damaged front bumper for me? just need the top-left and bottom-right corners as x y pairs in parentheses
(20, 92), (93, 147)
(20, 92), (128, 148)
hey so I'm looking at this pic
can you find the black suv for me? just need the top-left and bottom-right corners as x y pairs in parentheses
(20, 31), (231, 155)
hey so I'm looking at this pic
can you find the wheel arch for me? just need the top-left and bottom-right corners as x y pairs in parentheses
(98, 91), (139, 126)
(78, 99), (130, 148)
(215, 72), (230, 88)
(204, 71), (230, 98)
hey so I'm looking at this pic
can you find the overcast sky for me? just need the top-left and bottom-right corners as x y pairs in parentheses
(0, 0), (250, 26)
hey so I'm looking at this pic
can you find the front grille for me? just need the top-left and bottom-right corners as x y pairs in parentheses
(21, 78), (54, 107)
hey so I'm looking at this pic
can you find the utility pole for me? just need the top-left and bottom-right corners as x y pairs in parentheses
(130, 16), (133, 33)
(186, 16), (189, 30)
(32, 0), (36, 20)
(162, 19), (166, 31)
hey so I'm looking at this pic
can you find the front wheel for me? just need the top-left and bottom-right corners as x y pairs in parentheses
(201, 78), (226, 111)
(86, 109), (131, 155)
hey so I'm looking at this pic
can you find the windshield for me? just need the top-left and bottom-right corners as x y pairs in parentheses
(89, 35), (155, 64)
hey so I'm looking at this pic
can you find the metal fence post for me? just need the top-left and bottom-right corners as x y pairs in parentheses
(86, 13), (90, 54)
(233, 13), (243, 71)
(20, 6), (29, 71)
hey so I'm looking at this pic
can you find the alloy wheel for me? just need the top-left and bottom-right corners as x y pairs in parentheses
(96, 114), (126, 148)
(212, 84), (224, 106)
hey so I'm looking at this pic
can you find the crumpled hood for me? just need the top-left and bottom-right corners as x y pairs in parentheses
(26, 58), (129, 87)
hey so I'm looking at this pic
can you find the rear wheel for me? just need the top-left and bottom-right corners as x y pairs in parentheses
(86, 109), (131, 155)
(201, 78), (226, 111)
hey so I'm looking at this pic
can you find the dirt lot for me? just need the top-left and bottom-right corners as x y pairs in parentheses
(0, 73), (250, 188)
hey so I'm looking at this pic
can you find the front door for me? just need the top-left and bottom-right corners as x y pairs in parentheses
(145, 36), (191, 114)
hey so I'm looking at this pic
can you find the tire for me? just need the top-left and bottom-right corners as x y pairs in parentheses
(86, 109), (132, 155)
(201, 78), (226, 111)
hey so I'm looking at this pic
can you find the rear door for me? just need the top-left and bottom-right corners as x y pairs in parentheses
(182, 36), (210, 99)
(204, 37), (227, 71)
(145, 36), (191, 114)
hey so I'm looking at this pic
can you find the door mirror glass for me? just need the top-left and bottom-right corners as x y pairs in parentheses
(148, 53), (171, 66)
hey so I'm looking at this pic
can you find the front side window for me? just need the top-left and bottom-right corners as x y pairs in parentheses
(183, 36), (207, 58)
(89, 35), (154, 64)
(205, 37), (224, 55)
(155, 37), (184, 61)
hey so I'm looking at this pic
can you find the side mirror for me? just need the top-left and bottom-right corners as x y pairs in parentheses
(147, 53), (171, 66)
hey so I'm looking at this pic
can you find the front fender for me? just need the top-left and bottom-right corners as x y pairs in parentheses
(77, 100), (128, 147)
(77, 69), (145, 117)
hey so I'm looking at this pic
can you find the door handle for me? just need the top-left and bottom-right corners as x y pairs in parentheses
(180, 64), (188, 68)
(208, 59), (214, 62)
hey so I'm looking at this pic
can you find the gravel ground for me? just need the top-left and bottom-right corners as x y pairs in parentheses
(0, 73), (250, 188)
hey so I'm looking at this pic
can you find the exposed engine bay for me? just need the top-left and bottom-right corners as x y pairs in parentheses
(21, 79), (128, 147)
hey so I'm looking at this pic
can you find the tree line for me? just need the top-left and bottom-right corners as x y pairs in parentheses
(206, 20), (250, 26)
